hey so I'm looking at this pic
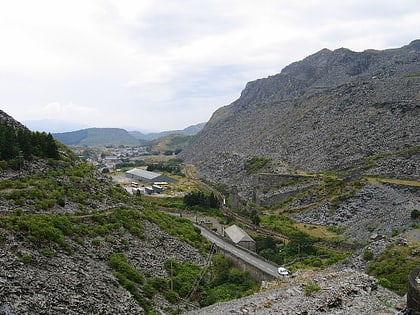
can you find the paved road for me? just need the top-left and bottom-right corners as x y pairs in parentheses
(194, 224), (280, 279)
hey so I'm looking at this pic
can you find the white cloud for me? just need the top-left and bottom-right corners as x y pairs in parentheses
(42, 102), (95, 116)
(0, 0), (419, 131)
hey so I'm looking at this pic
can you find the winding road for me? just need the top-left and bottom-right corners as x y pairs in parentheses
(194, 224), (280, 279)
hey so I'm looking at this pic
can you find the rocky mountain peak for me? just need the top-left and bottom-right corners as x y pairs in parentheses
(0, 110), (27, 130)
(181, 40), (420, 177)
(407, 39), (420, 51)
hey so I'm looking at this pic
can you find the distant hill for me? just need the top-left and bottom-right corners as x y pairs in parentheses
(53, 128), (145, 146)
(52, 123), (206, 146)
(129, 122), (206, 141)
(148, 133), (194, 154)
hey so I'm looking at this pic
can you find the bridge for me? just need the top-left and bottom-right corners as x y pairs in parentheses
(194, 224), (281, 282)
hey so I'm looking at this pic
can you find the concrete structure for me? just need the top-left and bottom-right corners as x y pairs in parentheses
(224, 224), (256, 252)
(407, 267), (420, 314)
(196, 224), (277, 282)
(126, 168), (177, 183)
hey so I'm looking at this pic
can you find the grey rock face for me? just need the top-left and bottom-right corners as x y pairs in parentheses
(180, 41), (420, 177)
(0, 110), (27, 130)
(0, 220), (205, 314)
(291, 182), (420, 243)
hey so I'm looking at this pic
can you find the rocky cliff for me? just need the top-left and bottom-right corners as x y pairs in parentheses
(181, 40), (420, 178)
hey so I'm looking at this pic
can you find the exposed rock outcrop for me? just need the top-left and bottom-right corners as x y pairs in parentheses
(0, 220), (205, 314)
(185, 269), (404, 315)
(181, 40), (420, 177)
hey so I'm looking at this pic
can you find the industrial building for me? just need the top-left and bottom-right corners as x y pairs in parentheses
(224, 224), (256, 252)
(126, 168), (177, 183)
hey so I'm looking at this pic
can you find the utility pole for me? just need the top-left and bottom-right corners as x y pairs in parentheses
(170, 260), (173, 291)
(17, 150), (23, 177)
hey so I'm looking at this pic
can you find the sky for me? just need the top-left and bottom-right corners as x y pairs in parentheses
(0, 0), (419, 133)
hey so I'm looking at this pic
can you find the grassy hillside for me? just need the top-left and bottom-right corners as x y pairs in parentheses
(53, 128), (145, 146)
(148, 134), (194, 155)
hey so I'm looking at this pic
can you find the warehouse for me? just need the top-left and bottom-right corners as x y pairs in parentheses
(126, 168), (177, 183)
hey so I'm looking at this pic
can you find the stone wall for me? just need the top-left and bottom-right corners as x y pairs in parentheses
(215, 246), (276, 283)
(407, 266), (420, 314)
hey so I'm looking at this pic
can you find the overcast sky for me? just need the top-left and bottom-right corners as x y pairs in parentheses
(1, 0), (419, 132)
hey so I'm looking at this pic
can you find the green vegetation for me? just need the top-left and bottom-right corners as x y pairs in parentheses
(404, 72), (420, 77)
(363, 249), (374, 261)
(108, 253), (155, 314)
(148, 134), (193, 155)
(0, 122), (59, 167)
(257, 215), (349, 269)
(146, 158), (183, 175)
(351, 146), (420, 173)
(0, 160), (136, 211)
(115, 159), (147, 169)
(20, 254), (33, 264)
(322, 176), (361, 207)
(304, 281), (321, 296)
(184, 190), (220, 209)
(163, 255), (259, 307)
(142, 210), (204, 249)
(411, 209), (420, 220)
(0, 208), (144, 251)
(244, 156), (271, 174)
(106, 252), (259, 312)
(109, 253), (144, 284)
(142, 196), (185, 209)
(367, 245), (420, 296)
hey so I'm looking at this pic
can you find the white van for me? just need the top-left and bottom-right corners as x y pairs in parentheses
(278, 267), (292, 277)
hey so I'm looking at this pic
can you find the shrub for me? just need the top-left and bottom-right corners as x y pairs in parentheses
(164, 290), (179, 304)
(378, 277), (392, 288)
(363, 249), (374, 261)
(20, 254), (33, 264)
(367, 245), (419, 296)
(411, 209), (420, 220)
(304, 282), (321, 296)
(92, 237), (101, 246)
(244, 156), (270, 174)
(41, 248), (54, 258)
(184, 190), (219, 209)
(108, 253), (144, 284)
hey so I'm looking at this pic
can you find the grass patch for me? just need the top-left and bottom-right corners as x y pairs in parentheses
(294, 223), (343, 240)
(142, 210), (205, 250)
(244, 156), (271, 174)
(0, 208), (144, 251)
(404, 72), (420, 77)
(368, 177), (420, 187)
(304, 281), (321, 296)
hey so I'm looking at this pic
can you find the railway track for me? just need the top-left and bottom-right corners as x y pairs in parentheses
(183, 164), (289, 242)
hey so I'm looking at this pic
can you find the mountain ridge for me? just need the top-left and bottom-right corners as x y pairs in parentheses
(180, 40), (420, 179)
(52, 122), (205, 146)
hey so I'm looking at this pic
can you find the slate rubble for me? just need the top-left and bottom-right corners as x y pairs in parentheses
(290, 182), (420, 243)
(185, 269), (404, 315)
(0, 220), (206, 314)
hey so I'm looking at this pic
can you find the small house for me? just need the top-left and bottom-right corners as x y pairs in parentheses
(224, 225), (256, 252)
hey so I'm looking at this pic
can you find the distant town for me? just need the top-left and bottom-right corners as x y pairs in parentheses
(71, 145), (177, 172)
